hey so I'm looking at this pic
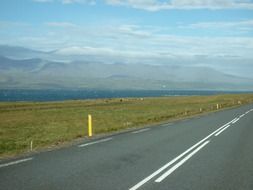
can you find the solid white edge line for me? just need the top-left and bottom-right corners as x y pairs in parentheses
(78, 138), (112, 147)
(0, 157), (33, 168)
(215, 125), (231, 136)
(132, 128), (150, 134)
(129, 122), (229, 190)
(155, 140), (210, 183)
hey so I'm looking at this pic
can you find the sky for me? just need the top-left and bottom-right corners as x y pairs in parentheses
(0, 0), (253, 77)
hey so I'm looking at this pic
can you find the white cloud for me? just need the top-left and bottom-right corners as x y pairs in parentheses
(52, 34), (253, 60)
(55, 46), (115, 55)
(33, 0), (253, 10)
(189, 20), (253, 29)
(54, 46), (164, 60)
(170, 0), (233, 8)
(176, 19), (253, 36)
(33, 0), (96, 4)
(46, 22), (78, 28)
(117, 25), (151, 37)
(105, 0), (253, 11)
(61, 0), (96, 4)
(2, 21), (253, 69)
(33, 0), (54, 2)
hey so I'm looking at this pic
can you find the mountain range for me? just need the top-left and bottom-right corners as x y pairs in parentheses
(0, 45), (252, 90)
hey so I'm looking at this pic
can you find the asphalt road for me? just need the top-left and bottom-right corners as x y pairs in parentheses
(1, 104), (253, 190)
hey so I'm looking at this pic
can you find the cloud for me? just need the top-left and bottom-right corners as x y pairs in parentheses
(55, 46), (115, 55)
(54, 46), (166, 59)
(106, 0), (253, 11)
(178, 19), (253, 35)
(2, 21), (253, 70)
(33, 0), (54, 2)
(32, 0), (253, 10)
(117, 25), (151, 37)
(61, 0), (96, 4)
(189, 20), (253, 29)
(33, 0), (96, 4)
(46, 22), (78, 28)
(52, 34), (253, 60)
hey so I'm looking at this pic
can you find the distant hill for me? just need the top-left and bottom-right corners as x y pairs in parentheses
(0, 54), (253, 90)
(0, 45), (252, 90)
(0, 56), (43, 71)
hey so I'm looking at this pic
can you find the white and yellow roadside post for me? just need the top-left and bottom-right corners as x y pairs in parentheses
(88, 114), (93, 137)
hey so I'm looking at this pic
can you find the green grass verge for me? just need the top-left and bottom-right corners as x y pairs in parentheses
(1, 94), (253, 159)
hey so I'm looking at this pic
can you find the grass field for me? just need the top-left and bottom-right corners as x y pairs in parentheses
(1, 94), (253, 159)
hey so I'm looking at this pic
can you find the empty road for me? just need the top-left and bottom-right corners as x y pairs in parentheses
(1, 104), (253, 190)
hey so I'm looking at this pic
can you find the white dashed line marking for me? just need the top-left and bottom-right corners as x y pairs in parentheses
(0, 158), (33, 168)
(78, 138), (112, 148)
(132, 128), (150, 134)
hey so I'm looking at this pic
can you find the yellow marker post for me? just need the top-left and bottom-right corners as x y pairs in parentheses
(88, 114), (92, 137)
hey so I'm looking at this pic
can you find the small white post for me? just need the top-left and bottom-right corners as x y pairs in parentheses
(30, 141), (33, 151)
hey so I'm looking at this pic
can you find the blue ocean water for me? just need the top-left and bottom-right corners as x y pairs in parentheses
(0, 89), (251, 102)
